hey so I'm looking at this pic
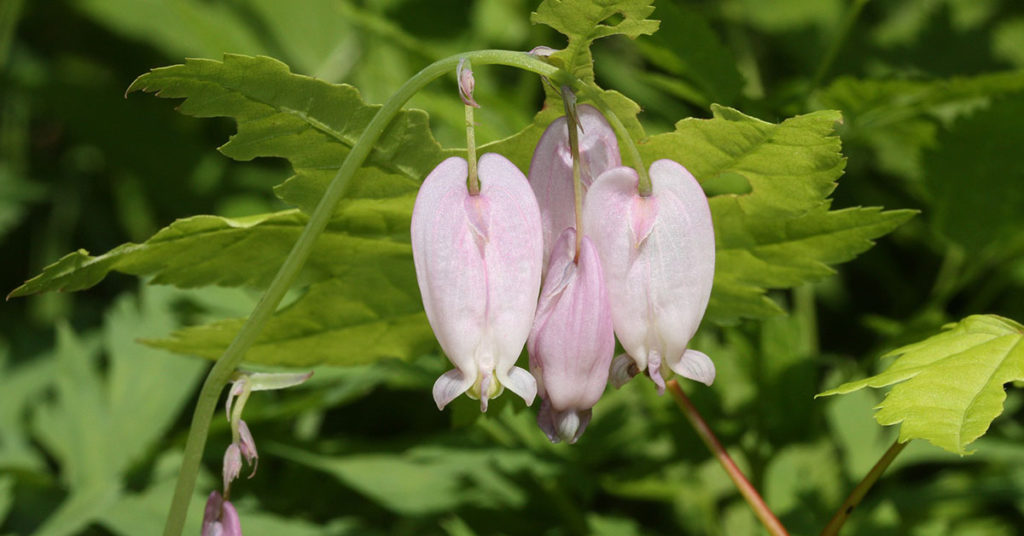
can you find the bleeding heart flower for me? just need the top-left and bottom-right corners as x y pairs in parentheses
(528, 104), (620, 267)
(582, 159), (716, 393)
(528, 227), (614, 444)
(412, 153), (543, 411)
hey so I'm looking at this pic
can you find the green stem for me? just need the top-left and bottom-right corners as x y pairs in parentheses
(820, 439), (908, 536)
(162, 49), (562, 536)
(561, 85), (584, 259)
(667, 380), (789, 536)
(581, 89), (651, 196)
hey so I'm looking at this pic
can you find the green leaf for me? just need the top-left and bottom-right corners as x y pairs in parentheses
(126, 54), (450, 215)
(146, 277), (434, 367)
(9, 206), (411, 297)
(531, 0), (659, 83)
(643, 105), (915, 322)
(276, 444), (556, 516)
(924, 92), (1024, 253)
(817, 315), (1024, 454)
(814, 71), (1024, 180)
(28, 287), (205, 536)
(635, 1), (743, 105)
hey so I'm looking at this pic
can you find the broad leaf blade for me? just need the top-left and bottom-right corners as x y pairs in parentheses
(126, 54), (450, 214)
(817, 315), (1024, 454)
(642, 105), (913, 322)
(9, 205), (411, 297)
(147, 276), (434, 367)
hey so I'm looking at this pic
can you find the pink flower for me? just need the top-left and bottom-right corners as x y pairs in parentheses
(202, 491), (242, 536)
(528, 104), (620, 267)
(412, 154), (543, 411)
(528, 228), (614, 443)
(582, 160), (716, 393)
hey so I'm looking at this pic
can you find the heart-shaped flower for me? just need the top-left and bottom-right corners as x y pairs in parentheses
(412, 153), (543, 411)
(582, 159), (716, 392)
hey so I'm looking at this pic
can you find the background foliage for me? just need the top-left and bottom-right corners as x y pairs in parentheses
(2, 0), (1024, 535)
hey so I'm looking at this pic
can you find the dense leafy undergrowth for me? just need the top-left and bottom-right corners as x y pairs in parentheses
(3, 0), (1024, 535)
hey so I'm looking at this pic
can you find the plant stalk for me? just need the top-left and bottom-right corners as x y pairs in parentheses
(162, 49), (561, 536)
(667, 380), (789, 536)
(820, 439), (908, 536)
(561, 85), (585, 260)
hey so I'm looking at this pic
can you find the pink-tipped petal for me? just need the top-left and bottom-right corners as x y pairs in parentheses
(671, 349), (716, 386)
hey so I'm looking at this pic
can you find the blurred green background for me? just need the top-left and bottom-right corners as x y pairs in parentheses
(2, 0), (1024, 534)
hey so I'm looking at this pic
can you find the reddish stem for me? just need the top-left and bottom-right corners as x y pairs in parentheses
(667, 380), (789, 536)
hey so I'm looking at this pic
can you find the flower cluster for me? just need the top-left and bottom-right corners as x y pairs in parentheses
(411, 71), (715, 444)
(202, 371), (312, 535)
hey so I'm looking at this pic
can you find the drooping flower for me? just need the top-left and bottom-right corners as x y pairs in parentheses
(202, 491), (242, 536)
(582, 159), (716, 393)
(528, 227), (614, 443)
(412, 153), (544, 411)
(528, 104), (620, 267)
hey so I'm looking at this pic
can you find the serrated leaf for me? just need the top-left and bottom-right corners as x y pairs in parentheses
(9, 205), (411, 298)
(814, 71), (1024, 180)
(641, 105), (913, 322)
(531, 0), (659, 83)
(147, 276), (434, 367)
(817, 315), (1024, 454)
(127, 54), (451, 214)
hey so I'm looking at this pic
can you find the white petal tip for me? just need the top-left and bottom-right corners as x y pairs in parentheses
(671, 349), (716, 386)
(432, 369), (473, 410)
(538, 401), (592, 444)
(609, 354), (639, 389)
(501, 366), (538, 406)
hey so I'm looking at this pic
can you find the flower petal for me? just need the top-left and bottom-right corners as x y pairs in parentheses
(528, 105), (621, 267)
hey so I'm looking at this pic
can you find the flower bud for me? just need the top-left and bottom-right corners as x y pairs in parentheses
(457, 58), (479, 108)
(412, 154), (543, 411)
(582, 160), (716, 393)
(222, 443), (242, 491)
(528, 228), (614, 443)
(202, 491), (242, 536)
(528, 105), (620, 267)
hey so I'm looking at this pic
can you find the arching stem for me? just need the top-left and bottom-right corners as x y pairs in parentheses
(162, 49), (564, 536)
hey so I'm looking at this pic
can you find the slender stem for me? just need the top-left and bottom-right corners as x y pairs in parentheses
(810, 0), (869, 91)
(561, 86), (584, 260)
(667, 380), (789, 536)
(580, 89), (651, 196)
(820, 439), (908, 536)
(162, 49), (564, 536)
